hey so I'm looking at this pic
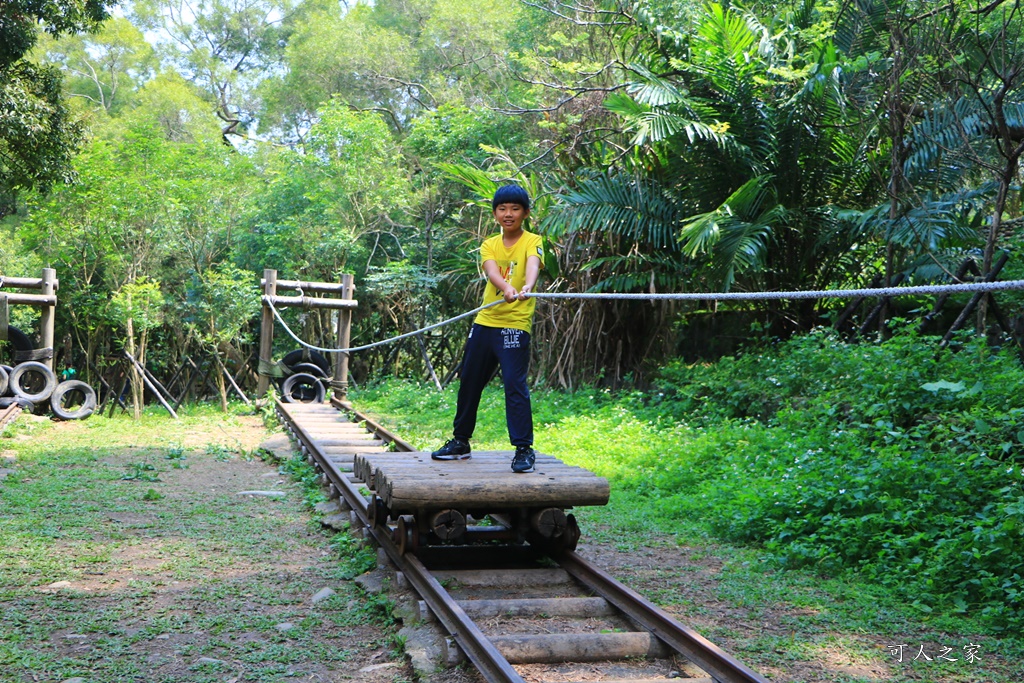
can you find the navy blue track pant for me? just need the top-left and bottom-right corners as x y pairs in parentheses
(452, 324), (533, 447)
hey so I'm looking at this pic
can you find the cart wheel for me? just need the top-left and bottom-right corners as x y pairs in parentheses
(396, 515), (419, 555)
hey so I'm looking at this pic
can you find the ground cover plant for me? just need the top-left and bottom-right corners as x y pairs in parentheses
(352, 327), (1024, 682)
(0, 405), (411, 683)
(645, 326), (1024, 629)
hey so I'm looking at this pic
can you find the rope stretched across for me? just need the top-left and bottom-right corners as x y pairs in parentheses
(265, 279), (1024, 355)
(265, 297), (504, 354)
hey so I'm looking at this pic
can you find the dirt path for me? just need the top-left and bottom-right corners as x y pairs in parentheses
(0, 412), (413, 683)
(5, 410), (1019, 683)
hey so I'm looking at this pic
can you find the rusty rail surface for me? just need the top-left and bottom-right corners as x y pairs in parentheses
(276, 399), (771, 683)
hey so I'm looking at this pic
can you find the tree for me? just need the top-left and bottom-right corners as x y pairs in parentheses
(945, 1), (1024, 328)
(0, 0), (112, 215)
(260, 1), (417, 139)
(132, 0), (296, 142)
(184, 263), (260, 411)
(304, 99), (414, 258)
(18, 101), (253, 381)
(109, 278), (165, 419)
(33, 17), (156, 116)
(545, 3), (882, 331)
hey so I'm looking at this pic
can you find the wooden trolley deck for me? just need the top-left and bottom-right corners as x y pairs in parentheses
(279, 400), (610, 553)
(357, 451), (610, 512)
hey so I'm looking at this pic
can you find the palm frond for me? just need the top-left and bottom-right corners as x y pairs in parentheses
(623, 62), (687, 107)
(631, 109), (734, 148)
(608, 69), (742, 154)
(904, 98), (987, 182)
(834, 0), (890, 58)
(677, 175), (780, 288)
(842, 185), (991, 257)
(603, 91), (650, 119)
(541, 173), (681, 249)
(583, 252), (692, 293)
(436, 162), (498, 206)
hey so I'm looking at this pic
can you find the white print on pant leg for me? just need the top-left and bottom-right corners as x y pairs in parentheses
(502, 329), (522, 349)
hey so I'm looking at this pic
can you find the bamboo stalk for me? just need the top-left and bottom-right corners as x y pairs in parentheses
(217, 355), (252, 406)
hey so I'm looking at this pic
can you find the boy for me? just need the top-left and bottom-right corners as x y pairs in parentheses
(431, 183), (542, 473)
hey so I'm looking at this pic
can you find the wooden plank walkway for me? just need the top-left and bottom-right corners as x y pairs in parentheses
(277, 402), (389, 473)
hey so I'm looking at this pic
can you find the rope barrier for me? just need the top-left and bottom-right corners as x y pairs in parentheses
(265, 296), (504, 354)
(265, 279), (1024, 355)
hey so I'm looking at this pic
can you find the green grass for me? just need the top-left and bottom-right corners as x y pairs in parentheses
(353, 374), (1024, 683)
(0, 405), (405, 683)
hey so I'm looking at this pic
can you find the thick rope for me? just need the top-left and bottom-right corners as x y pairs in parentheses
(265, 296), (504, 354)
(532, 280), (1024, 301)
(266, 279), (1024, 355)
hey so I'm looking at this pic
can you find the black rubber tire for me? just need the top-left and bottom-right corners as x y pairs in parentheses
(0, 396), (34, 410)
(9, 361), (58, 403)
(282, 349), (330, 375)
(281, 372), (326, 404)
(50, 380), (98, 420)
(290, 361), (328, 379)
(0, 365), (12, 397)
(0, 366), (7, 397)
(1, 325), (35, 353)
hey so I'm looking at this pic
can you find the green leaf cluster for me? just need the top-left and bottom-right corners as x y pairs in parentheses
(641, 327), (1024, 629)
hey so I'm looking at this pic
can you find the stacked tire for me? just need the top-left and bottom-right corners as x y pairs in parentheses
(1, 326), (97, 420)
(278, 349), (331, 404)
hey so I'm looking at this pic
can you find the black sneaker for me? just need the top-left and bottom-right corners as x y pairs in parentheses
(431, 438), (471, 460)
(511, 445), (536, 473)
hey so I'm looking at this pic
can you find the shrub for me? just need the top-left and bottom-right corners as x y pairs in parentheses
(644, 327), (1024, 629)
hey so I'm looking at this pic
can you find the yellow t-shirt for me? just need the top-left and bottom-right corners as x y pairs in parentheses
(475, 230), (544, 333)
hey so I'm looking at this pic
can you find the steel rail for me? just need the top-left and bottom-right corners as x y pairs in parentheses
(0, 404), (22, 431)
(331, 397), (417, 452)
(277, 400), (771, 683)
(276, 400), (526, 683)
(558, 551), (770, 683)
(276, 401), (371, 519)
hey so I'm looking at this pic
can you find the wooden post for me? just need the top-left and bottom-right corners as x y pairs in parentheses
(333, 273), (355, 401)
(39, 268), (56, 371)
(257, 269), (277, 397)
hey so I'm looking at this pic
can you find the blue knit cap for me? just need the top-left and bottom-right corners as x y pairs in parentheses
(492, 184), (530, 211)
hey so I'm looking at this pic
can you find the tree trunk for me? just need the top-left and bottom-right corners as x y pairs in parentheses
(214, 353), (229, 412)
(125, 314), (141, 420)
(883, 23), (909, 341)
(979, 164), (1016, 333)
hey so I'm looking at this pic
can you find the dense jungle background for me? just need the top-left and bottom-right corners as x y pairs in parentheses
(3, 0), (1024, 393)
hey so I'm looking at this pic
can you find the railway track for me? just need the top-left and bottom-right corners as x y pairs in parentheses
(0, 404), (22, 431)
(276, 398), (771, 683)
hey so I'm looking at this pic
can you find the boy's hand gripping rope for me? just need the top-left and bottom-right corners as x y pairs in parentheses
(263, 279), (1024, 355)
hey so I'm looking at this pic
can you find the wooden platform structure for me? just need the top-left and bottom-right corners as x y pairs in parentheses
(356, 452), (610, 512)
(278, 400), (610, 554)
